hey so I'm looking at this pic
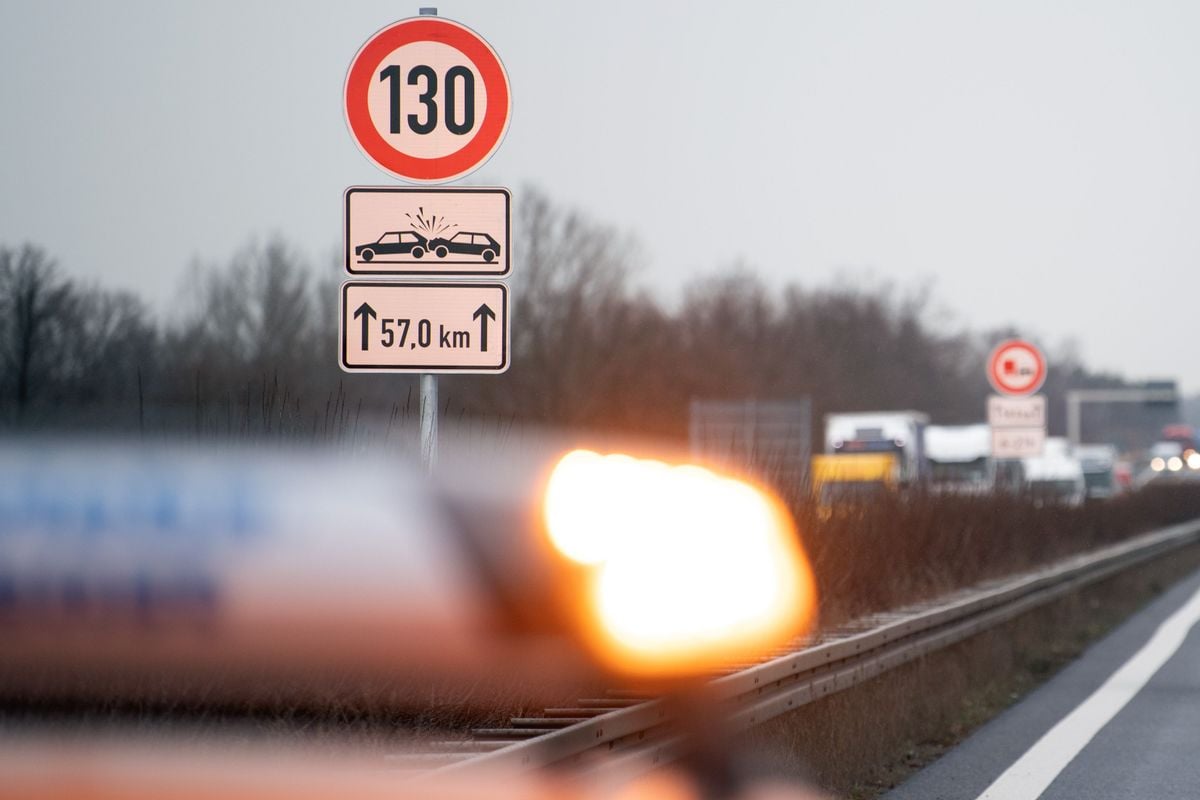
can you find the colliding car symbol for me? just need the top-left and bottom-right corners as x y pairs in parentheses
(355, 231), (429, 262)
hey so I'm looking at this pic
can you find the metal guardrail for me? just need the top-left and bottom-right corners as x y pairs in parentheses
(433, 518), (1200, 777)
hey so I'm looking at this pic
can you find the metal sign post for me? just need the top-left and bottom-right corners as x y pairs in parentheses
(418, 7), (438, 475)
(420, 373), (437, 471)
(341, 6), (513, 474)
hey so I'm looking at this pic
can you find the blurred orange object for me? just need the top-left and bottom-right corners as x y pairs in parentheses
(543, 450), (817, 678)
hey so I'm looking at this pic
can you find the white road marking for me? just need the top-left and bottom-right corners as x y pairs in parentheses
(975, 582), (1200, 800)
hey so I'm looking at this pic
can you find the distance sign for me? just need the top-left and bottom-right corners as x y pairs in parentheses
(340, 281), (508, 373)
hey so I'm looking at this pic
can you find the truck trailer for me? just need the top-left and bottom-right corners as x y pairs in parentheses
(824, 411), (930, 485)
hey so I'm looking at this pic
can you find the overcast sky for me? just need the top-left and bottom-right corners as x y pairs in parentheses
(2, 1), (1198, 389)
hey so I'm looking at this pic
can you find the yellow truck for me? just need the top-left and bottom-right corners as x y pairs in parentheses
(810, 453), (899, 513)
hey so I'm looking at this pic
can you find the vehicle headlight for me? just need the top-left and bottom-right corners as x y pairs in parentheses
(1151, 457), (1166, 472)
(1168, 456), (1183, 472)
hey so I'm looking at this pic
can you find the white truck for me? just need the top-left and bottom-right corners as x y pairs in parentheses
(1075, 443), (1119, 499)
(1022, 437), (1086, 506)
(825, 411), (930, 485)
(924, 424), (993, 494)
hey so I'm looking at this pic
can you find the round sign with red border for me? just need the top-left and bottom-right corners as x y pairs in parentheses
(344, 17), (511, 184)
(987, 339), (1046, 396)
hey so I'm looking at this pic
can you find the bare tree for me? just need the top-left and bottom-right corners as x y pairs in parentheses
(0, 196), (1158, 444)
(68, 289), (159, 408)
(677, 269), (779, 399)
(487, 188), (645, 423)
(169, 238), (316, 388)
(0, 244), (78, 422)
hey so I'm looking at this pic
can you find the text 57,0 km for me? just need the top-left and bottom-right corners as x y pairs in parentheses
(340, 282), (508, 373)
(353, 306), (495, 353)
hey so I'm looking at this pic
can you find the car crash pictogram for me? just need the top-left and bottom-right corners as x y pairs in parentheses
(344, 187), (510, 276)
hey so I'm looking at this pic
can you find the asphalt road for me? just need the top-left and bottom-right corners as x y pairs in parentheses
(884, 566), (1200, 800)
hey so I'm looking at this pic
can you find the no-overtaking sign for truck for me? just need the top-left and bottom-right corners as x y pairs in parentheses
(987, 339), (1046, 397)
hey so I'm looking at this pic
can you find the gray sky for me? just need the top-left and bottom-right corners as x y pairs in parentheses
(2, 1), (1198, 389)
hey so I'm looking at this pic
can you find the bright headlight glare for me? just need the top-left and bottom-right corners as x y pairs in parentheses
(1168, 456), (1184, 472)
(1151, 457), (1166, 472)
(543, 449), (817, 677)
(1187, 453), (1200, 471)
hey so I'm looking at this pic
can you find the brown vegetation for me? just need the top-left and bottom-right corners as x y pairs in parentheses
(738, 536), (1200, 798)
(797, 483), (1200, 627)
(0, 188), (1140, 443)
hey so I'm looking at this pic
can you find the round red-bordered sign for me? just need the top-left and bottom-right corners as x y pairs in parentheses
(344, 17), (511, 183)
(987, 339), (1047, 396)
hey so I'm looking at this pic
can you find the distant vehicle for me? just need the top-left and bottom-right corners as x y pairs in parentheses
(924, 424), (993, 494)
(825, 411), (930, 485)
(1146, 440), (1199, 475)
(1161, 424), (1196, 451)
(1075, 443), (1119, 499)
(810, 453), (898, 514)
(356, 231), (428, 261)
(429, 231), (501, 262)
(1022, 437), (1085, 506)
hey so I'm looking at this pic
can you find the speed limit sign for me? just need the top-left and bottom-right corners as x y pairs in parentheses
(344, 17), (512, 184)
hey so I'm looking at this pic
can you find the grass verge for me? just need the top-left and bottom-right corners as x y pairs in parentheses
(733, 538), (1200, 798)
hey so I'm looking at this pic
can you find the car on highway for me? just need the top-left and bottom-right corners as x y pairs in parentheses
(355, 231), (428, 262)
(1145, 440), (1200, 476)
(924, 423), (994, 494)
(429, 231), (501, 262)
(1022, 437), (1086, 506)
(1076, 443), (1120, 499)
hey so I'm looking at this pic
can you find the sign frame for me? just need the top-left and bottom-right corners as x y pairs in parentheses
(987, 395), (1047, 429)
(343, 186), (511, 276)
(339, 281), (509, 374)
(343, 16), (512, 184)
(991, 427), (1046, 459)
(987, 339), (1047, 397)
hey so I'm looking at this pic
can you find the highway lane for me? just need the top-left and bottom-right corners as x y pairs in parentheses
(884, 566), (1200, 800)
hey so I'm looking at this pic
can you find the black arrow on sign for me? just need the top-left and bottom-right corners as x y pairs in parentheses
(353, 302), (377, 350)
(473, 303), (496, 352)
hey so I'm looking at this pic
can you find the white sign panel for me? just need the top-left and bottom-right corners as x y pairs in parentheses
(345, 187), (510, 276)
(991, 427), (1046, 459)
(988, 395), (1047, 429)
(340, 282), (508, 373)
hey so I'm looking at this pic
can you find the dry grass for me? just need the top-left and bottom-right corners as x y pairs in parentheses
(794, 483), (1200, 628)
(733, 539), (1200, 798)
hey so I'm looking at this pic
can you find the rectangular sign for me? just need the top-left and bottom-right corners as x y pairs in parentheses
(991, 427), (1046, 459)
(340, 282), (509, 373)
(344, 186), (510, 276)
(988, 395), (1046, 428)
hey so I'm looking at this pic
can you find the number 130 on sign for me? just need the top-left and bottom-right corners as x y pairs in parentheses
(344, 17), (512, 184)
